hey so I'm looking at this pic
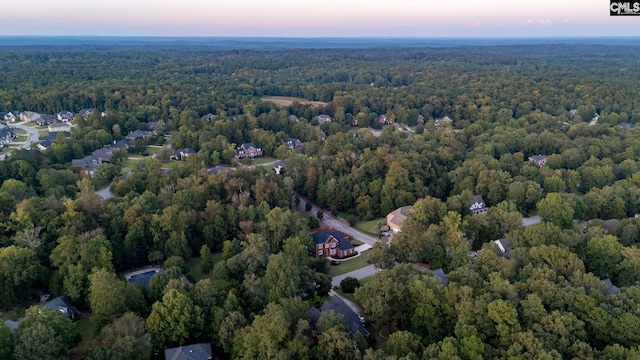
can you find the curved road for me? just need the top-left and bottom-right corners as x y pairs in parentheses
(10, 121), (40, 150)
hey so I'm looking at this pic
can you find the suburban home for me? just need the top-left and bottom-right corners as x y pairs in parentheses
(20, 111), (41, 122)
(3, 296), (80, 334)
(48, 122), (71, 133)
(57, 110), (74, 122)
(164, 343), (213, 360)
(602, 279), (620, 296)
(309, 296), (370, 337)
(493, 238), (513, 258)
(0, 128), (17, 146)
(126, 129), (155, 141)
(434, 116), (453, 126)
(79, 108), (94, 118)
(317, 114), (332, 124)
(386, 206), (413, 233)
(201, 113), (215, 122)
(470, 195), (488, 215)
(207, 165), (235, 175)
(4, 111), (20, 122)
(417, 114), (425, 124)
(146, 121), (158, 131)
(36, 115), (56, 126)
(351, 118), (358, 126)
(71, 147), (115, 176)
(287, 138), (302, 149)
(288, 115), (299, 122)
(272, 160), (286, 175)
(171, 148), (196, 161)
(618, 122), (635, 129)
(528, 154), (548, 167)
(236, 142), (263, 159)
(568, 109), (578, 119)
(431, 268), (448, 285)
(111, 139), (131, 150)
(311, 229), (354, 259)
(378, 114), (390, 125)
(38, 131), (69, 150)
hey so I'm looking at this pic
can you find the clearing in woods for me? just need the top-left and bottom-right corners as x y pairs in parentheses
(261, 96), (328, 107)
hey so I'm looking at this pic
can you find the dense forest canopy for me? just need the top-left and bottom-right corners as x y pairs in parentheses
(1, 43), (640, 359)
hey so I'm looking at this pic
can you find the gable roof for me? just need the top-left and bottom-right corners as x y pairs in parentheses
(470, 195), (487, 212)
(42, 296), (79, 318)
(241, 142), (260, 150)
(528, 154), (547, 162)
(164, 343), (213, 360)
(310, 296), (369, 337)
(434, 115), (453, 125)
(602, 279), (620, 296)
(431, 268), (448, 285)
(387, 206), (413, 229)
(311, 229), (353, 251)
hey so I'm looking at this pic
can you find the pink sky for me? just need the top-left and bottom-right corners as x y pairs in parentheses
(0, 0), (635, 37)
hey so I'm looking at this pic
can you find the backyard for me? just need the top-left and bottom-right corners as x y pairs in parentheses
(355, 218), (386, 236)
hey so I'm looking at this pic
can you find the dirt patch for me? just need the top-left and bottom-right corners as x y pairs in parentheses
(261, 96), (328, 107)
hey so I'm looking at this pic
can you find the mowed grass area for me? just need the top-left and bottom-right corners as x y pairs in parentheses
(355, 218), (386, 236)
(242, 156), (277, 166)
(186, 253), (225, 282)
(261, 96), (328, 107)
(328, 250), (371, 277)
(335, 276), (373, 304)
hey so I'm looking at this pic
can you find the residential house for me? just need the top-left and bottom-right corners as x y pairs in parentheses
(38, 131), (69, 150)
(48, 122), (71, 133)
(434, 116), (453, 126)
(201, 113), (215, 122)
(431, 268), (448, 285)
(236, 142), (263, 159)
(126, 129), (155, 141)
(171, 148), (196, 161)
(272, 160), (286, 175)
(71, 147), (114, 176)
(36, 115), (55, 126)
(146, 121), (158, 131)
(602, 279), (620, 296)
(79, 108), (94, 118)
(378, 114), (389, 125)
(0, 128), (17, 146)
(42, 296), (79, 319)
(386, 206), (413, 233)
(568, 109), (578, 119)
(618, 122), (635, 129)
(20, 111), (41, 122)
(309, 296), (370, 337)
(287, 138), (302, 149)
(351, 118), (358, 126)
(288, 115), (299, 122)
(111, 139), (131, 150)
(528, 154), (548, 167)
(311, 229), (354, 259)
(4, 111), (20, 122)
(470, 195), (488, 215)
(164, 343), (213, 360)
(57, 110), (74, 122)
(207, 165), (235, 175)
(493, 238), (513, 258)
(317, 114), (332, 124)
(417, 114), (425, 124)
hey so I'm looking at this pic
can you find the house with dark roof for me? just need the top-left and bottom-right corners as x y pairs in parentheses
(378, 114), (390, 125)
(35, 115), (55, 126)
(431, 268), (448, 285)
(317, 114), (332, 124)
(126, 129), (155, 141)
(528, 154), (548, 167)
(309, 296), (369, 337)
(287, 138), (302, 149)
(470, 195), (488, 215)
(311, 229), (354, 259)
(386, 206), (413, 233)
(4, 111), (19, 122)
(79, 108), (94, 118)
(272, 160), (286, 175)
(417, 114), (425, 124)
(165, 343), (213, 360)
(57, 110), (74, 122)
(434, 116), (453, 126)
(0, 128), (17, 146)
(236, 142), (263, 159)
(493, 238), (513, 258)
(602, 279), (620, 296)
(42, 296), (80, 319)
(618, 122), (635, 129)
(171, 148), (196, 161)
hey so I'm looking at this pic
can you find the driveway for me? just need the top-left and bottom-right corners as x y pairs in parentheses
(331, 265), (378, 287)
(10, 121), (41, 149)
(522, 215), (542, 227)
(295, 194), (380, 246)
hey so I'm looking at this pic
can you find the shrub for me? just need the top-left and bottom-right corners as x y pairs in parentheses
(340, 277), (361, 293)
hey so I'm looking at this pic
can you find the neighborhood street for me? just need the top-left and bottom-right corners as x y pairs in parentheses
(294, 193), (380, 246)
(331, 265), (378, 287)
(11, 121), (40, 149)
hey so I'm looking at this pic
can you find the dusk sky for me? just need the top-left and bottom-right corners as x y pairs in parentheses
(0, 0), (636, 37)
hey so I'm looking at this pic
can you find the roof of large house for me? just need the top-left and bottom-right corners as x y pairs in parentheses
(528, 154), (548, 162)
(164, 343), (213, 360)
(241, 142), (259, 149)
(387, 206), (413, 228)
(311, 229), (353, 251)
(48, 122), (69, 128)
(431, 268), (448, 285)
(42, 296), (78, 318)
(309, 296), (369, 337)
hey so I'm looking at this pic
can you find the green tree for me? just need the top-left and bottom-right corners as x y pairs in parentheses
(98, 312), (151, 359)
(386, 330), (422, 358)
(537, 193), (574, 228)
(15, 306), (80, 360)
(0, 245), (43, 306)
(585, 236), (623, 279)
(0, 322), (12, 360)
(146, 289), (204, 349)
(88, 268), (127, 327)
(340, 277), (361, 293)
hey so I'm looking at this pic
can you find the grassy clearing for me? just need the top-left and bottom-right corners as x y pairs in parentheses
(335, 276), (373, 304)
(186, 253), (224, 282)
(244, 156), (277, 166)
(261, 96), (328, 107)
(145, 146), (161, 155)
(13, 128), (27, 135)
(328, 250), (371, 277)
(355, 218), (386, 236)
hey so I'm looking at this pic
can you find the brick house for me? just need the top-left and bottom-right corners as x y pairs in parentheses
(311, 229), (354, 259)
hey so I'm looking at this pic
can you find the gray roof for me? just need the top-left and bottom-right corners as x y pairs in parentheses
(431, 268), (448, 285)
(42, 296), (79, 318)
(602, 279), (620, 296)
(310, 296), (369, 337)
(164, 343), (212, 360)
(3, 319), (21, 333)
(618, 122), (635, 129)
(528, 154), (547, 162)
(311, 230), (354, 251)
(48, 122), (69, 129)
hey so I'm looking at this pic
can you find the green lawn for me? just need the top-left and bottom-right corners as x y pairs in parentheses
(186, 252), (224, 282)
(246, 156), (277, 166)
(355, 218), (386, 236)
(335, 276), (373, 304)
(328, 250), (371, 277)
(145, 146), (161, 155)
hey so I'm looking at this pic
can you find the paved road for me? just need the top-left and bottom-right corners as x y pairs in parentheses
(331, 265), (378, 287)
(522, 215), (542, 227)
(11, 121), (41, 149)
(295, 194), (380, 246)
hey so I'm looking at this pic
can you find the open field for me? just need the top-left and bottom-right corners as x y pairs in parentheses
(328, 250), (371, 277)
(261, 96), (328, 107)
(355, 218), (386, 236)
